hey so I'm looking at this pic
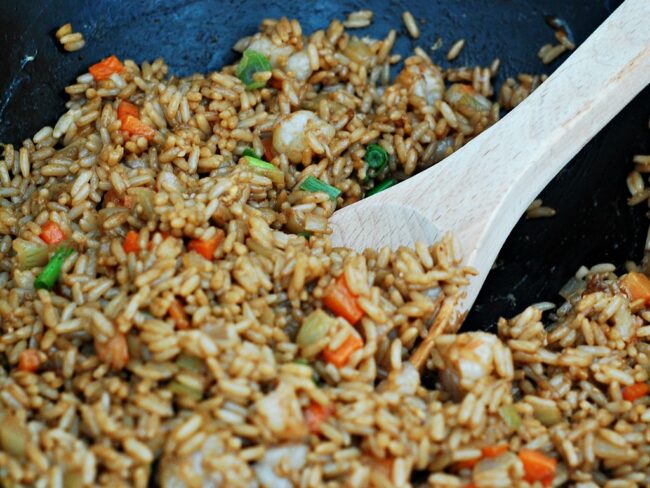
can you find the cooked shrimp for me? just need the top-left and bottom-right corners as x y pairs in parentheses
(272, 110), (335, 163)
(444, 83), (492, 118)
(255, 382), (308, 440)
(395, 60), (445, 106)
(436, 332), (506, 398)
(240, 34), (313, 81)
(254, 444), (308, 488)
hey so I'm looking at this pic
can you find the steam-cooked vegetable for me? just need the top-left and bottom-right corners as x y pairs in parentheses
(34, 246), (73, 290)
(244, 155), (285, 186)
(13, 239), (49, 269)
(296, 310), (334, 347)
(236, 50), (272, 90)
(299, 176), (341, 200)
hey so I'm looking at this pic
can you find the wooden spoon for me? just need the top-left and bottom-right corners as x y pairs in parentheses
(329, 0), (650, 368)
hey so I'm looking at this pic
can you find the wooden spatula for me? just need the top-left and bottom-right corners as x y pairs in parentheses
(329, 0), (650, 368)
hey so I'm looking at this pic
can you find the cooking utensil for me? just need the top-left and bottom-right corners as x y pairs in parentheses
(329, 0), (650, 366)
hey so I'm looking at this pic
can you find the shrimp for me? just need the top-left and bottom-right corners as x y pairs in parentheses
(272, 110), (335, 163)
(159, 433), (255, 487)
(444, 83), (492, 118)
(395, 60), (445, 106)
(238, 34), (313, 81)
(254, 444), (308, 488)
(254, 381), (308, 440)
(436, 332), (509, 399)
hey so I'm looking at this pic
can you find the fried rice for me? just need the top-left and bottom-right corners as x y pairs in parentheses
(0, 13), (646, 488)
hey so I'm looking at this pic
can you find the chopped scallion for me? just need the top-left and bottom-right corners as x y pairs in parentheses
(364, 144), (388, 170)
(34, 247), (73, 290)
(366, 178), (396, 197)
(236, 50), (272, 90)
(244, 155), (284, 186)
(242, 148), (259, 158)
(299, 176), (341, 200)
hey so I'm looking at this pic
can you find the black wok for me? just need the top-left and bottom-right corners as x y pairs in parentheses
(1, 0), (648, 331)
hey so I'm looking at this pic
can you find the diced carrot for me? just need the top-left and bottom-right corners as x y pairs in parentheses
(323, 334), (363, 368)
(89, 55), (124, 81)
(168, 299), (190, 330)
(519, 449), (557, 485)
(121, 115), (156, 140)
(482, 444), (509, 458)
(187, 230), (224, 260)
(304, 401), (334, 434)
(123, 230), (140, 254)
(622, 382), (650, 402)
(117, 100), (139, 123)
(620, 272), (650, 305)
(262, 137), (275, 162)
(95, 333), (129, 370)
(464, 483), (476, 488)
(322, 275), (364, 325)
(39, 221), (65, 245)
(18, 349), (41, 372)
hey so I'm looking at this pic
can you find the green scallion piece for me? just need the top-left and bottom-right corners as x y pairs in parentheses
(236, 50), (272, 90)
(244, 155), (284, 185)
(299, 176), (341, 200)
(242, 148), (259, 158)
(34, 246), (73, 290)
(297, 232), (312, 239)
(366, 178), (396, 197)
(364, 144), (388, 170)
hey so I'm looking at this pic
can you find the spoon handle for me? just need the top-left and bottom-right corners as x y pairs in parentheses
(395, 0), (650, 312)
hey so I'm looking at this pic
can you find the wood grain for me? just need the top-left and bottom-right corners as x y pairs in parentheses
(331, 0), (650, 334)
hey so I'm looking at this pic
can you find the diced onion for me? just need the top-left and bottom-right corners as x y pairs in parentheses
(296, 310), (334, 347)
(12, 239), (49, 269)
(499, 404), (522, 431)
(0, 416), (28, 459)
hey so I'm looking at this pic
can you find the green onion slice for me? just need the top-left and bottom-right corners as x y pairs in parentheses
(236, 50), (272, 90)
(242, 148), (259, 158)
(366, 178), (396, 197)
(364, 144), (388, 170)
(299, 176), (341, 200)
(244, 155), (284, 185)
(34, 246), (73, 290)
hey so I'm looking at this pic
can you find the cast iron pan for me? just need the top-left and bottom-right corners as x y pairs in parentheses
(1, 0), (648, 332)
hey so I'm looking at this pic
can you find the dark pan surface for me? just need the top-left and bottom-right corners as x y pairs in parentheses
(1, 0), (647, 330)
